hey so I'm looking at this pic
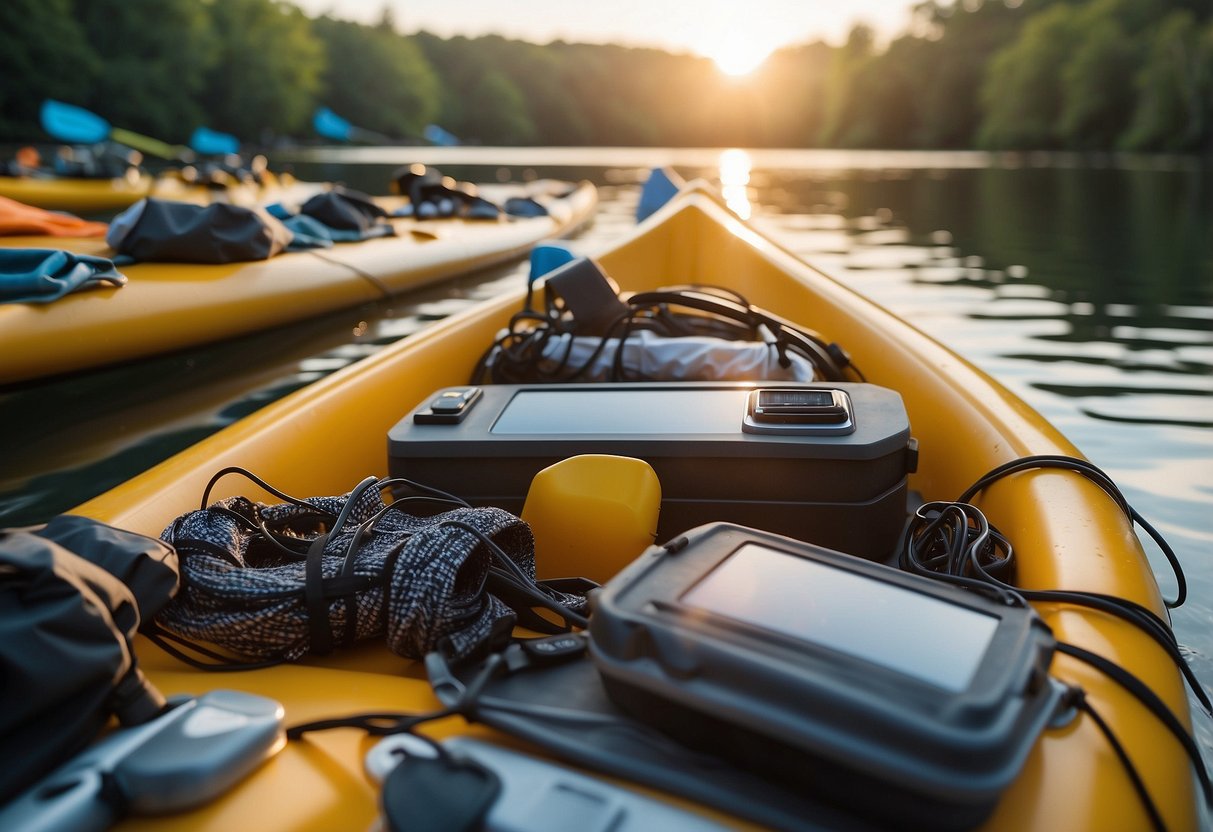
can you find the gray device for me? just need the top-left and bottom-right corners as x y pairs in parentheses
(389, 381), (918, 560)
(589, 522), (1064, 831)
(0, 689), (285, 832)
(365, 734), (731, 832)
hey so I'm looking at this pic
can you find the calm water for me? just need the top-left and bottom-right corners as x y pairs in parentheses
(2, 148), (1210, 758)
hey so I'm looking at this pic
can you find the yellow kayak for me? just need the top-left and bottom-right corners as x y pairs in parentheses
(0, 181), (597, 385)
(62, 184), (1199, 830)
(0, 169), (320, 214)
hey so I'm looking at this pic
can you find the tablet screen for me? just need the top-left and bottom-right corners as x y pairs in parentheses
(681, 543), (999, 692)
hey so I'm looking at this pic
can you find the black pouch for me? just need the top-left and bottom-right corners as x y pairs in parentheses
(106, 198), (293, 264)
(0, 516), (179, 803)
(299, 188), (389, 234)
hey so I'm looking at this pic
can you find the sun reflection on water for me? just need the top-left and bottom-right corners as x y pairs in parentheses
(718, 148), (753, 220)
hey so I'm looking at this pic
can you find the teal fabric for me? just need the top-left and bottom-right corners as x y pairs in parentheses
(265, 200), (394, 250)
(278, 214), (334, 249)
(0, 249), (126, 304)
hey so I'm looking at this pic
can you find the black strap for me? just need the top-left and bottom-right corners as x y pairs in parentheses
(381, 751), (501, 832)
(304, 533), (334, 655)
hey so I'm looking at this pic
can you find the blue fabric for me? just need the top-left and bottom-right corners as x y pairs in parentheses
(269, 198), (395, 250)
(529, 243), (577, 283)
(280, 214), (334, 249)
(280, 214), (393, 249)
(0, 249), (126, 304)
(636, 167), (684, 222)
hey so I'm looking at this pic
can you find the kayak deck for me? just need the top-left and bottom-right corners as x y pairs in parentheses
(72, 188), (1197, 831)
(0, 181), (597, 385)
(0, 170), (322, 214)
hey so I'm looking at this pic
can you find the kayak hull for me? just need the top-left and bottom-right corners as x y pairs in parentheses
(0, 171), (321, 214)
(0, 182), (597, 384)
(69, 187), (1196, 831)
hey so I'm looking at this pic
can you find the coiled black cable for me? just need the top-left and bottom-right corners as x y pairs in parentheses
(900, 454), (1211, 826)
(471, 282), (864, 385)
(956, 454), (1186, 608)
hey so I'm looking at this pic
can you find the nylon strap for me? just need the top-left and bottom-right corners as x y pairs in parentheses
(304, 533), (334, 655)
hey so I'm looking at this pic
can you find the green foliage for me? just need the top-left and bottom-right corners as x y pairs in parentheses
(312, 19), (439, 140)
(71, 0), (217, 143)
(1059, 16), (1138, 148)
(1122, 11), (1211, 150)
(416, 34), (569, 144)
(979, 4), (1083, 148)
(820, 25), (877, 146)
(0, 0), (1209, 151)
(751, 44), (833, 147)
(463, 70), (536, 145)
(0, 0), (98, 141)
(910, 1), (1027, 148)
(197, 0), (325, 140)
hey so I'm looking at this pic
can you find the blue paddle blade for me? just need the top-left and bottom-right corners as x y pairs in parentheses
(313, 107), (353, 142)
(41, 100), (112, 144)
(423, 124), (459, 147)
(189, 126), (240, 156)
(636, 167), (685, 223)
(528, 243), (577, 285)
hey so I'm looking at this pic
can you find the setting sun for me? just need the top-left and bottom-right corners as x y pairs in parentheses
(690, 12), (783, 77)
(707, 38), (774, 76)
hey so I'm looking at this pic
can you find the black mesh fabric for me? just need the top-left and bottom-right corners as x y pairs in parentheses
(158, 487), (585, 662)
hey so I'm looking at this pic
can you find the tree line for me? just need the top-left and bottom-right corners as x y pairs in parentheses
(1, 0), (1209, 153)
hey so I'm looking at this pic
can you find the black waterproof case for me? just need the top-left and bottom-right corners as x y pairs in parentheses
(387, 382), (917, 559)
(588, 523), (1063, 831)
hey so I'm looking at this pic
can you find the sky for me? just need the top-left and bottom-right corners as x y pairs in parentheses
(287, 1), (922, 67)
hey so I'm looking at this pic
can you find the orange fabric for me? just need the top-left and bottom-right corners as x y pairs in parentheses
(0, 195), (109, 238)
(15, 146), (41, 168)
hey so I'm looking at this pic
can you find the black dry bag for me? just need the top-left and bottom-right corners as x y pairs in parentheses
(0, 516), (179, 804)
(299, 188), (388, 234)
(105, 198), (293, 264)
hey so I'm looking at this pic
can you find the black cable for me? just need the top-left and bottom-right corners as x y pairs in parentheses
(958, 455), (1186, 608)
(303, 249), (394, 299)
(437, 519), (590, 630)
(1058, 642), (1213, 808)
(286, 652), (506, 740)
(902, 456), (1208, 713)
(328, 476), (381, 539)
(1004, 585), (1210, 716)
(143, 623), (286, 672)
(904, 504), (1211, 716)
(200, 466), (334, 515)
(901, 456), (1212, 824)
(475, 281), (859, 384)
(1073, 693), (1167, 832)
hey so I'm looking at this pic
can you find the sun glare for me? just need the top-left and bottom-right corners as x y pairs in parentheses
(706, 38), (773, 77)
(719, 148), (753, 220)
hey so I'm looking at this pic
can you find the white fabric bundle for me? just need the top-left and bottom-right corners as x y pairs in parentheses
(537, 329), (818, 382)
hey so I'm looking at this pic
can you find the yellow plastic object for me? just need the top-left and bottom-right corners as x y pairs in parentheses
(65, 186), (1199, 831)
(0, 181), (596, 384)
(521, 454), (661, 584)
